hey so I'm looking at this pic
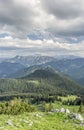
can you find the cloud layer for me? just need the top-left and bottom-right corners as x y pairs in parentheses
(0, 0), (84, 57)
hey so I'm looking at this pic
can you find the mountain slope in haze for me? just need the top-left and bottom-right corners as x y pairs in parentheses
(22, 67), (57, 79)
(0, 62), (25, 78)
(6, 55), (55, 67)
(9, 65), (57, 78)
(76, 77), (84, 86)
(0, 55), (55, 78)
(9, 65), (46, 78)
(0, 55), (84, 86)
(45, 58), (84, 85)
(9, 57), (84, 86)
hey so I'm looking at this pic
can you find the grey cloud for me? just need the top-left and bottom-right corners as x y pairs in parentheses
(0, 0), (37, 38)
(52, 20), (84, 37)
(38, 0), (84, 39)
(0, 0), (84, 42)
(0, 46), (72, 58)
(41, 0), (83, 19)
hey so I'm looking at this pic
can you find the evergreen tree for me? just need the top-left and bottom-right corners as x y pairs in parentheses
(78, 102), (83, 113)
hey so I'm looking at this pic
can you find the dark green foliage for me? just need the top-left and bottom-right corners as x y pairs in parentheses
(78, 102), (83, 113)
(61, 96), (84, 106)
(23, 68), (56, 79)
(41, 102), (53, 112)
(23, 69), (84, 96)
(0, 98), (36, 115)
(42, 102), (47, 112)
(45, 58), (84, 85)
(0, 68), (84, 103)
(48, 102), (53, 111)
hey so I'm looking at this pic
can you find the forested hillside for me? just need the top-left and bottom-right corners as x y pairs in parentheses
(0, 68), (84, 102)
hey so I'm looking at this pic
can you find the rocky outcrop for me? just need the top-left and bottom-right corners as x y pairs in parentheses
(51, 108), (70, 114)
(51, 108), (83, 124)
(68, 113), (83, 123)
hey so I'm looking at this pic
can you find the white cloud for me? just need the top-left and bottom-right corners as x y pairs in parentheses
(0, 36), (84, 57)
(0, 0), (84, 57)
(0, 0), (84, 38)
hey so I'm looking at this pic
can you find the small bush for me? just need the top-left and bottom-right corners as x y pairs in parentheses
(0, 98), (36, 115)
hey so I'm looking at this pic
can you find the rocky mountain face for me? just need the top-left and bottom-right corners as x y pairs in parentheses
(6, 55), (55, 67)
(0, 55), (55, 78)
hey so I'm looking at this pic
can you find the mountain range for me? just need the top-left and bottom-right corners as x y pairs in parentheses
(0, 55), (84, 86)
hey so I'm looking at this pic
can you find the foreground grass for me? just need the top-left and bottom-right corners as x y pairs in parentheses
(0, 101), (84, 130)
(0, 111), (84, 130)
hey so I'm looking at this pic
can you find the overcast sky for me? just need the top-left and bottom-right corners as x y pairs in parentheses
(0, 0), (84, 58)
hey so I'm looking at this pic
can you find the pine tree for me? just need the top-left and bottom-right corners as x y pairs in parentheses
(48, 102), (53, 111)
(78, 102), (83, 113)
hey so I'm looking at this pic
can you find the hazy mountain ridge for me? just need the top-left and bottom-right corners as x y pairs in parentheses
(0, 55), (84, 86)
(8, 65), (56, 78)
(45, 58), (84, 85)
(6, 55), (55, 67)
(0, 62), (25, 78)
(0, 55), (55, 78)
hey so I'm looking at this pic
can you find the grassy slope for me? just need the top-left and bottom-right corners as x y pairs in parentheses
(58, 95), (78, 101)
(0, 102), (84, 130)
